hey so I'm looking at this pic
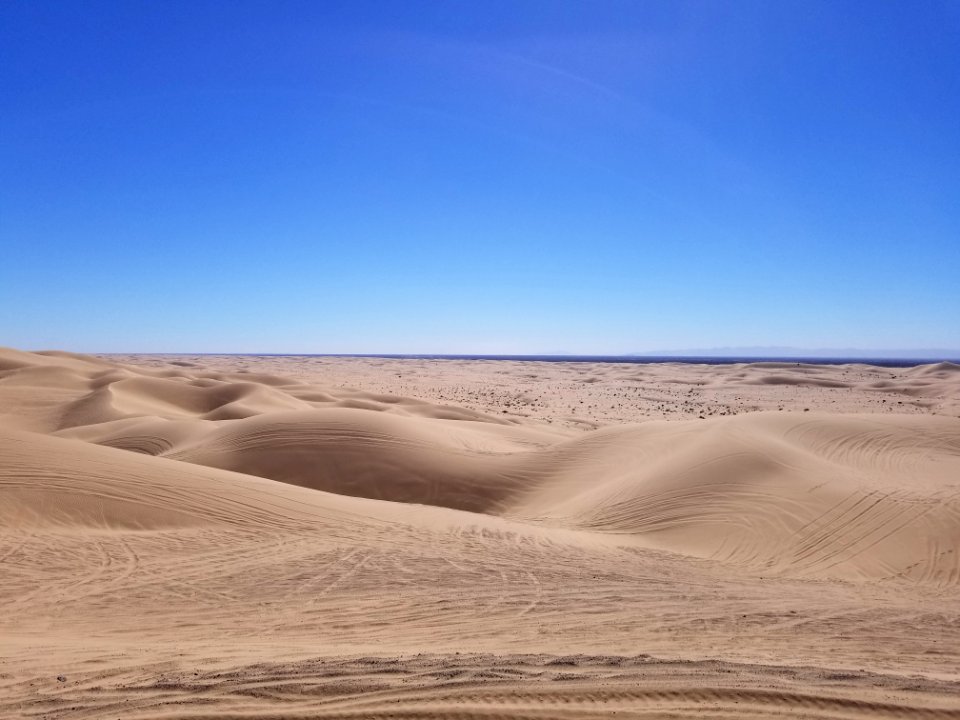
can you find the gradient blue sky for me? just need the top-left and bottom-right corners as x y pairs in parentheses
(2, 1), (958, 354)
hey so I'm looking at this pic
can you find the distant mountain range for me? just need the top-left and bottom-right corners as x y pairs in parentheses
(629, 347), (960, 360)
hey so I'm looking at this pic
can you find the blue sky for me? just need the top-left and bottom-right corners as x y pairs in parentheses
(2, 1), (958, 354)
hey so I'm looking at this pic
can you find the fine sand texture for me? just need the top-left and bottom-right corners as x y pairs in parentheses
(3, 348), (960, 718)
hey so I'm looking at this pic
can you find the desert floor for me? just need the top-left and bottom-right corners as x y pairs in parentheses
(2, 348), (960, 718)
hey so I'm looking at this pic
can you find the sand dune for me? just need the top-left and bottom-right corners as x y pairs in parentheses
(3, 346), (960, 718)
(509, 413), (960, 581)
(16, 346), (957, 582)
(110, 351), (960, 425)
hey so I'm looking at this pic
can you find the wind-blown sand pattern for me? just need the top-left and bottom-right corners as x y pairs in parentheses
(2, 348), (960, 718)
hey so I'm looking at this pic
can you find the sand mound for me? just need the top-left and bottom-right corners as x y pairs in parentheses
(0, 346), (109, 373)
(0, 425), (459, 533)
(56, 375), (316, 429)
(165, 409), (538, 513)
(57, 406), (552, 513)
(910, 360), (960, 376)
(508, 413), (960, 581)
(745, 373), (851, 388)
(0, 429), (218, 530)
(0, 346), (515, 434)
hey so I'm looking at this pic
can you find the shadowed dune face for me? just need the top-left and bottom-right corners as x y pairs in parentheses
(164, 410), (536, 514)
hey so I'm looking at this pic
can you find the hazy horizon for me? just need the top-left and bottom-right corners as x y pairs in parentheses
(47, 345), (960, 361)
(2, 2), (958, 353)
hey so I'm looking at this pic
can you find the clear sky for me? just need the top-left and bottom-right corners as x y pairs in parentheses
(2, 1), (958, 354)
